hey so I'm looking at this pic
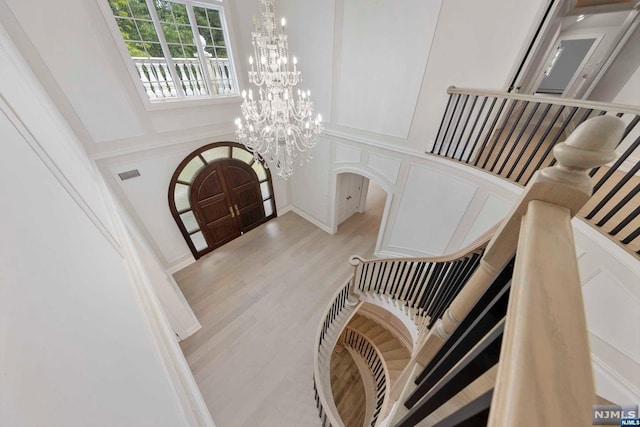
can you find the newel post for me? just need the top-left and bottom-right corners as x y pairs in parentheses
(347, 255), (365, 306)
(487, 115), (624, 426)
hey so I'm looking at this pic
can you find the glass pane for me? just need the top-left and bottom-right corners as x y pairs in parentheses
(212, 29), (225, 47)
(144, 42), (164, 57)
(207, 9), (222, 28)
(174, 183), (190, 211)
(252, 162), (267, 181)
(233, 147), (254, 164)
(178, 157), (205, 183)
(190, 231), (208, 251)
(193, 7), (209, 26)
(136, 20), (159, 43)
(128, 0), (151, 19)
(179, 210), (199, 233)
(215, 47), (227, 58)
(201, 147), (229, 163)
(108, 0), (132, 17)
(263, 199), (273, 217)
(170, 3), (189, 23)
(177, 25), (194, 45)
(260, 181), (270, 200)
(116, 18), (141, 41)
(162, 23), (180, 43)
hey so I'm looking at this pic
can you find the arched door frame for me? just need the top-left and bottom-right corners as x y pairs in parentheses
(330, 166), (394, 256)
(168, 142), (277, 259)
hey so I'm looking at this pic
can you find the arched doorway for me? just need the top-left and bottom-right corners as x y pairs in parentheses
(169, 142), (277, 259)
(333, 170), (392, 255)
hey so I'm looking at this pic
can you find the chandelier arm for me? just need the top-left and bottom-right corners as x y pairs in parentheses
(235, 0), (323, 180)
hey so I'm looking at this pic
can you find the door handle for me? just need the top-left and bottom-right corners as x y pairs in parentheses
(234, 204), (240, 216)
(346, 196), (352, 200)
(229, 206), (235, 218)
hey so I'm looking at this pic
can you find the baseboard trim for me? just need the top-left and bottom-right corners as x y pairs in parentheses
(178, 322), (202, 341)
(277, 204), (293, 215)
(291, 206), (333, 234)
(168, 256), (196, 274)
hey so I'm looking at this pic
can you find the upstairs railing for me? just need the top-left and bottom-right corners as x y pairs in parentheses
(430, 87), (640, 256)
(343, 328), (389, 427)
(392, 115), (624, 426)
(132, 56), (235, 100)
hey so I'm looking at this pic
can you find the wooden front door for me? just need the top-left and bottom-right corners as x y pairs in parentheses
(190, 159), (266, 251)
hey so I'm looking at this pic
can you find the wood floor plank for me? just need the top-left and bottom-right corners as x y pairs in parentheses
(175, 184), (387, 426)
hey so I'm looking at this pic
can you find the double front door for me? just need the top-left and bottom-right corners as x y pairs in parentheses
(190, 159), (266, 251)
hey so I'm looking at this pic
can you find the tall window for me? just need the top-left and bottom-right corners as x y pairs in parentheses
(107, 0), (237, 101)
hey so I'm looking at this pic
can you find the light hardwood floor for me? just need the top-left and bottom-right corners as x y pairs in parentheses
(175, 184), (387, 427)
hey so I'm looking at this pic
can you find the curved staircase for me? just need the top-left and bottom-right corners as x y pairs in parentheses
(330, 348), (367, 427)
(347, 314), (410, 388)
(313, 115), (630, 427)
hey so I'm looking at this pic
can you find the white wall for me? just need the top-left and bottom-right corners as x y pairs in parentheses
(574, 221), (640, 405)
(335, 0), (442, 138)
(407, 0), (548, 151)
(588, 18), (640, 105)
(0, 27), (211, 426)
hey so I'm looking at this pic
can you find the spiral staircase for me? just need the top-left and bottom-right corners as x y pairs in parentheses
(312, 89), (639, 427)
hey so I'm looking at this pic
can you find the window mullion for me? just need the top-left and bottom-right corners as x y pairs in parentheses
(185, 3), (217, 97)
(145, 0), (187, 98)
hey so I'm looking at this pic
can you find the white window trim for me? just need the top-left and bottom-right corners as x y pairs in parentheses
(96, 0), (241, 111)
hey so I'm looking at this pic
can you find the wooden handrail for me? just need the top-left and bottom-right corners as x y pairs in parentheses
(447, 85), (640, 115)
(408, 115), (625, 424)
(313, 277), (353, 427)
(428, 115), (624, 342)
(350, 223), (496, 266)
(488, 200), (594, 426)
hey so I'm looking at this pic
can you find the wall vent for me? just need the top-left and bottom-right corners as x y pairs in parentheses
(118, 169), (141, 181)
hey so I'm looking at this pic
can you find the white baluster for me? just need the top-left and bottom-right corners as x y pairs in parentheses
(153, 62), (171, 98)
(189, 61), (207, 96)
(145, 62), (164, 99)
(177, 62), (194, 96)
(160, 63), (177, 97)
(135, 62), (156, 99)
(223, 62), (232, 94)
(210, 59), (221, 95)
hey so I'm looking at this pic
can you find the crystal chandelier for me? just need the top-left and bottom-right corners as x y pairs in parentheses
(235, 0), (323, 180)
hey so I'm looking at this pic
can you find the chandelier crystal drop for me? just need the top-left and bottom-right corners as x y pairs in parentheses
(235, 0), (323, 180)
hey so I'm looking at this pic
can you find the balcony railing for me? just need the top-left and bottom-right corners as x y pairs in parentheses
(132, 56), (235, 100)
(430, 86), (640, 257)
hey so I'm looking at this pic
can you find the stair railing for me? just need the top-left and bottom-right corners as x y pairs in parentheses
(391, 115), (624, 426)
(343, 327), (390, 427)
(348, 226), (494, 341)
(430, 86), (640, 257)
(313, 276), (358, 427)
